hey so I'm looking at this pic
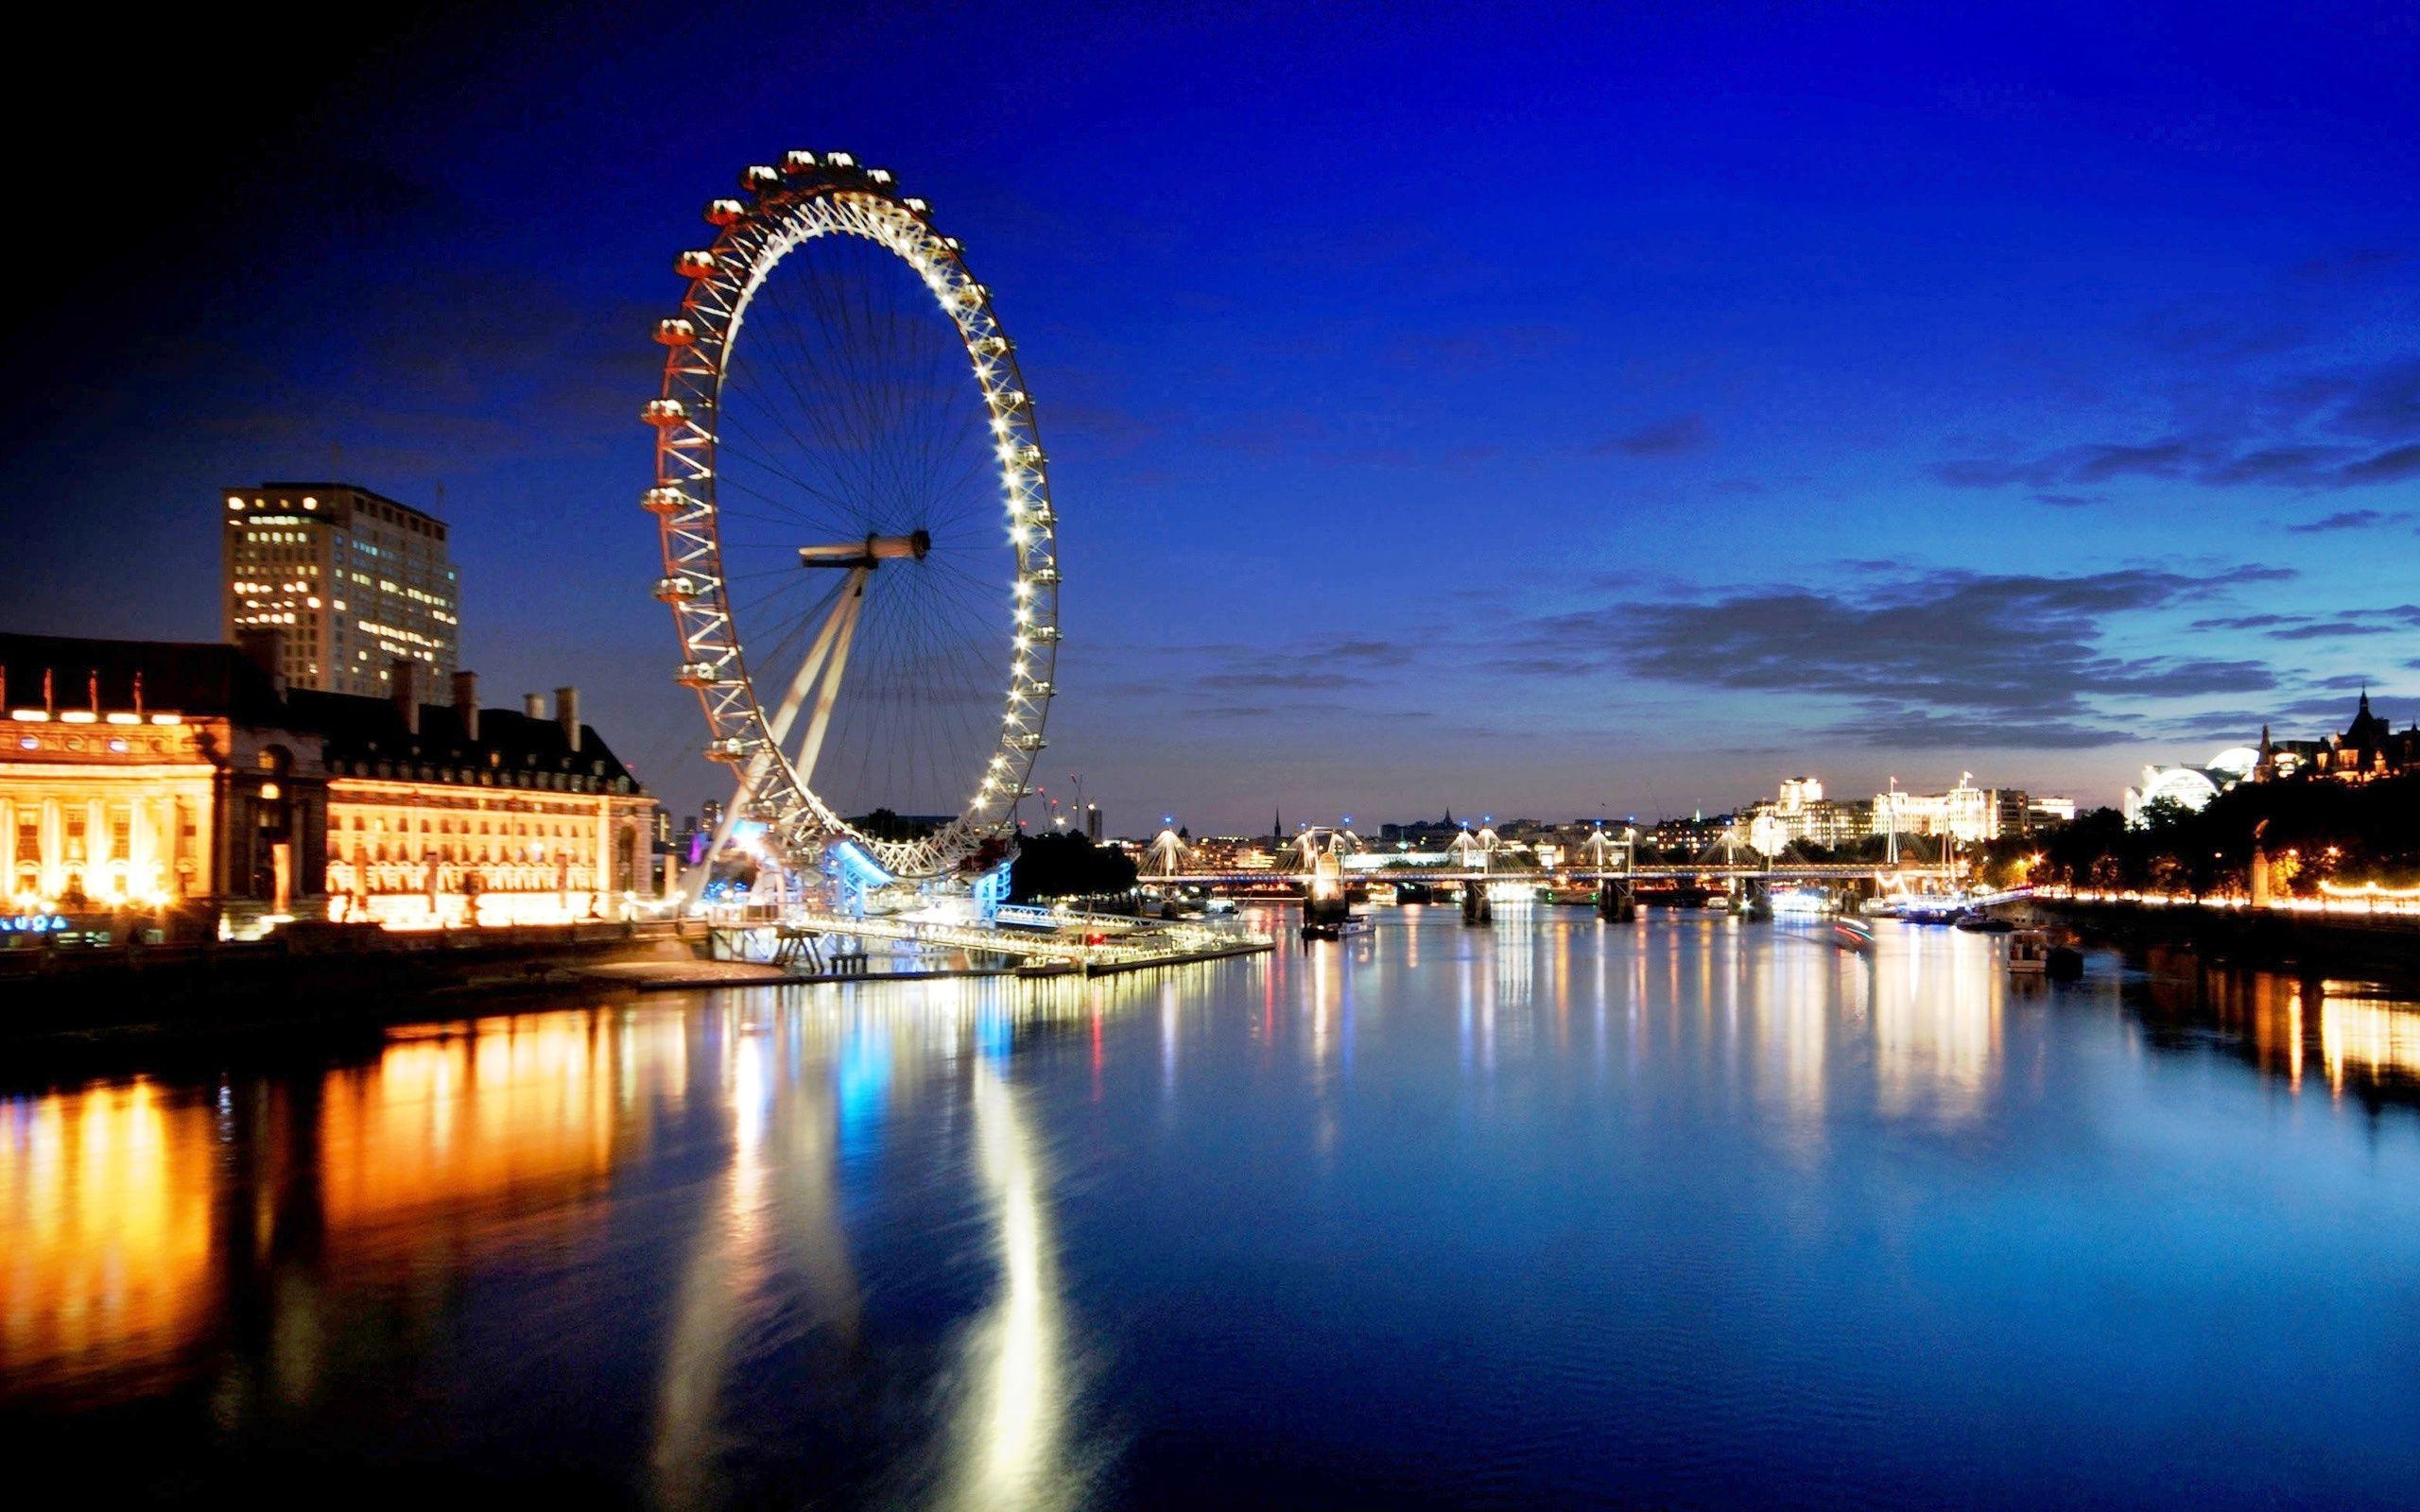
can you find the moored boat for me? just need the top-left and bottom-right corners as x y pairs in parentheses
(2007, 928), (2050, 975)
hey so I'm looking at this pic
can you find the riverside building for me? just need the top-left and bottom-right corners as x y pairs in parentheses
(1, 634), (656, 937)
(220, 482), (459, 695)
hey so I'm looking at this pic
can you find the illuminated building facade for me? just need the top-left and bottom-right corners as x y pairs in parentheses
(2123, 747), (2258, 827)
(2254, 692), (2420, 784)
(2, 635), (657, 936)
(220, 482), (458, 695)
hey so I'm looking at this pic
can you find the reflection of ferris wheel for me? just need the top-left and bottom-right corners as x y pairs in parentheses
(645, 151), (1059, 879)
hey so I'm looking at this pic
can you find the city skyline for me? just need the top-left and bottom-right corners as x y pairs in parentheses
(9, 2), (2416, 833)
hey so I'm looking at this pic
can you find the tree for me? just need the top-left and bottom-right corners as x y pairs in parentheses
(1009, 833), (1137, 902)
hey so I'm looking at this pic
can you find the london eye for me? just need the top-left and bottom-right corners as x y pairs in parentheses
(645, 151), (1060, 882)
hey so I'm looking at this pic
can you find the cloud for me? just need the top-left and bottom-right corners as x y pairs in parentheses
(2290, 248), (2410, 283)
(2257, 620), (2396, 642)
(1937, 434), (2420, 493)
(1591, 415), (1707, 458)
(2342, 443), (2420, 483)
(2287, 508), (2415, 534)
(2331, 359), (2420, 440)
(1197, 670), (1374, 691)
(1495, 564), (2296, 748)
(2190, 604), (2420, 638)
(1931, 355), (2420, 497)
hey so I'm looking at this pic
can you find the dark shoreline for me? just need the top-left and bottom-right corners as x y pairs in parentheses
(2025, 899), (2420, 988)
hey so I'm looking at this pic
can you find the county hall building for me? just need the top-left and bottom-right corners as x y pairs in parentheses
(2, 633), (659, 938)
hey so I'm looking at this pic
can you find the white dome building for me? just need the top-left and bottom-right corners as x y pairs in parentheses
(2122, 747), (2250, 827)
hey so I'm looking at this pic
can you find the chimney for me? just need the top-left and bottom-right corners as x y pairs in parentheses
(234, 627), (287, 696)
(555, 685), (581, 751)
(452, 671), (479, 742)
(523, 693), (544, 719)
(390, 659), (421, 735)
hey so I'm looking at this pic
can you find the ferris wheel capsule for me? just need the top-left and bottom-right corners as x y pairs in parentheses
(641, 487), (687, 514)
(741, 164), (782, 194)
(782, 150), (820, 175)
(675, 250), (717, 279)
(642, 399), (689, 427)
(653, 318), (697, 347)
(703, 198), (748, 227)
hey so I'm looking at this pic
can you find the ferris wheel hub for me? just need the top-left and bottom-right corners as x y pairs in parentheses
(797, 530), (930, 569)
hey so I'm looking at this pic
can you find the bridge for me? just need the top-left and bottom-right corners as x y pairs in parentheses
(705, 902), (1274, 975)
(1136, 864), (1957, 887)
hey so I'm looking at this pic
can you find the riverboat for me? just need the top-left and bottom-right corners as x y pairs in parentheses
(2006, 929), (2051, 975)
(1301, 915), (1373, 941)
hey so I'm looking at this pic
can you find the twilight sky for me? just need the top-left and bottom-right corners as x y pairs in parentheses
(9, 1), (2417, 834)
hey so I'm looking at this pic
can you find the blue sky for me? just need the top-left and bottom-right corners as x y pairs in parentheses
(9, 0), (2416, 833)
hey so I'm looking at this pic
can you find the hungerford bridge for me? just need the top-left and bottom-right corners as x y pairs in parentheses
(1133, 825), (1959, 892)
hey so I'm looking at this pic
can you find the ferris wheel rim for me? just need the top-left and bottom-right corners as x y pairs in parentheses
(645, 152), (1059, 878)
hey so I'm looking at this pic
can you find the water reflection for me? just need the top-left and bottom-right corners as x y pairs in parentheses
(937, 1050), (1074, 1512)
(3, 918), (2417, 1507)
(2132, 948), (2420, 1106)
(0, 1079), (215, 1383)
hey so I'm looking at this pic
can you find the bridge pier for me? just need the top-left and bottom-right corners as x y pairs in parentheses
(1461, 881), (1492, 926)
(1740, 879), (1772, 921)
(1596, 878), (1635, 922)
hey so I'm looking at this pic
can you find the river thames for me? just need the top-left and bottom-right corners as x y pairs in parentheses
(5, 905), (2418, 1507)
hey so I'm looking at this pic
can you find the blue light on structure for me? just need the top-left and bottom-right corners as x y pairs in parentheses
(0, 916), (70, 934)
(824, 838), (897, 919)
(973, 858), (1013, 924)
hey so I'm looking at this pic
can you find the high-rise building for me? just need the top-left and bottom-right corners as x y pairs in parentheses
(220, 483), (458, 695)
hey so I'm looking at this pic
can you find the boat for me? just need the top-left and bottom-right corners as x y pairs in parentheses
(1955, 912), (2015, 934)
(1366, 883), (1399, 906)
(1203, 896), (1239, 916)
(1300, 915), (1372, 941)
(1300, 891), (1369, 940)
(2006, 929), (2050, 975)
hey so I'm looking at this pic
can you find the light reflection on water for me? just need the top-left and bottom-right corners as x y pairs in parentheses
(3, 910), (2419, 1507)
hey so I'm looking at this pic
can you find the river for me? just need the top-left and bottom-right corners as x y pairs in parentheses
(5, 904), (2417, 1507)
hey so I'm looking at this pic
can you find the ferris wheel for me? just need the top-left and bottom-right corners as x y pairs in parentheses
(645, 151), (1060, 880)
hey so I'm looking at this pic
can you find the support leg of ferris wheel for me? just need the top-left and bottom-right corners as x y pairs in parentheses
(680, 567), (870, 911)
(788, 570), (868, 788)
